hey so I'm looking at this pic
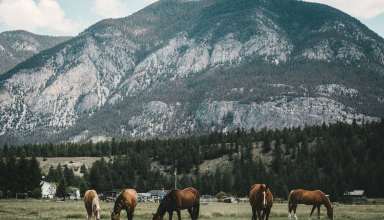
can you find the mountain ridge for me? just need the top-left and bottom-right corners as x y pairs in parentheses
(0, 30), (72, 75)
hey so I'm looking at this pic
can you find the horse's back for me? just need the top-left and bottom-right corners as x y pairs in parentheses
(177, 187), (200, 208)
(290, 189), (325, 204)
(84, 190), (98, 204)
(84, 190), (98, 214)
(121, 189), (138, 208)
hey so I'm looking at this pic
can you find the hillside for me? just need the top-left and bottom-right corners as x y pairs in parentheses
(0, 0), (384, 144)
(0, 30), (71, 75)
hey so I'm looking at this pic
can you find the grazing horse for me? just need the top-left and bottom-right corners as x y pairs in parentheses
(249, 184), (273, 220)
(84, 190), (101, 220)
(111, 189), (138, 220)
(152, 187), (200, 220)
(288, 189), (333, 220)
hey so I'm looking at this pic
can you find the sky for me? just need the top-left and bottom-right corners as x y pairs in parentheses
(0, 0), (383, 37)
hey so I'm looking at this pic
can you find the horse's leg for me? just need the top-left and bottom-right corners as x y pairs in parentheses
(310, 205), (316, 218)
(288, 202), (293, 219)
(177, 209), (181, 220)
(317, 205), (321, 219)
(188, 208), (193, 220)
(261, 209), (266, 220)
(257, 209), (262, 220)
(265, 207), (271, 220)
(293, 205), (298, 220)
(251, 206), (256, 220)
(194, 203), (200, 220)
(169, 211), (173, 220)
(128, 208), (134, 220)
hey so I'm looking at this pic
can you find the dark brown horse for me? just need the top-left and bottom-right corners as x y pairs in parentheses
(111, 189), (138, 220)
(152, 187), (200, 220)
(288, 189), (333, 220)
(249, 184), (273, 220)
(84, 190), (101, 220)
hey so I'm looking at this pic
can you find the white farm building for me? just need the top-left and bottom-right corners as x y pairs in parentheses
(40, 181), (56, 199)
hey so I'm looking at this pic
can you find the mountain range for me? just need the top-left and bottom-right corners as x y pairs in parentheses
(0, 30), (71, 75)
(0, 0), (383, 145)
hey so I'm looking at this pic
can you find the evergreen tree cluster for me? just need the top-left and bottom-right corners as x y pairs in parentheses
(0, 154), (41, 197)
(1, 120), (384, 200)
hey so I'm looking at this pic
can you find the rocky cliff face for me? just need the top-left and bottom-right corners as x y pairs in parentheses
(0, 0), (383, 144)
(0, 30), (71, 75)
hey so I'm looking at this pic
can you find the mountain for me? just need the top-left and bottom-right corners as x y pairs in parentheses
(0, 30), (71, 75)
(1, 0), (384, 144)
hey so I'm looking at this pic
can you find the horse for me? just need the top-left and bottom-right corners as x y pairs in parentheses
(84, 190), (101, 220)
(152, 187), (200, 220)
(288, 189), (333, 220)
(249, 184), (273, 220)
(111, 189), (138, 220)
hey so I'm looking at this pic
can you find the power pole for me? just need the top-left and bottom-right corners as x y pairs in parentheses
(174, 167), (177, 189)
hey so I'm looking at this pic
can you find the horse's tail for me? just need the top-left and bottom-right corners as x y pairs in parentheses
(194, 189), (200, 219)
(287, 190), (294, 212)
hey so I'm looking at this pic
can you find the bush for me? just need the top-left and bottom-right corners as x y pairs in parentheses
(31, 188), (42, 198)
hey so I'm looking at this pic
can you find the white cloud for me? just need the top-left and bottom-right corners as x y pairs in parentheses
(92, 0), (158, 18)
(0, 0), (81, 35)
(92, 0), (129, 18)
(306, 0), (384, 19)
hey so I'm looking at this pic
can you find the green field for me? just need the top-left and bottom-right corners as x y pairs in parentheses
(0, 200), (383, 220)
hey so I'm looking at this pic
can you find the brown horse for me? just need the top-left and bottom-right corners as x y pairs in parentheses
(111, 189), (138, 220)
(84, 190), (101, 220)
(152, 187), (200, 220)
(249, 184), (273, 220)
(288, 189), (333, 220)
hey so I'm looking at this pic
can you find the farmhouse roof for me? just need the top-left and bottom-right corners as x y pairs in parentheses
(344, 190), (365, 196)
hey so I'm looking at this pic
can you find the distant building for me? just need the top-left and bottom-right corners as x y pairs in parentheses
(41, 181), (56, 199)
(343, 190), (367, 203)
(201, 195), (217, 203)
(100, 190), (120, 202)
(222, 196), (238, 203)
(138, 193), (152, 202)
(147, 189), (168, 202)
(67, 187), (81, 200)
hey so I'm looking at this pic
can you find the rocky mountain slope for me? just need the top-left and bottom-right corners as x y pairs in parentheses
(0, 30), (71, 75)
(1, 0), (384, 144)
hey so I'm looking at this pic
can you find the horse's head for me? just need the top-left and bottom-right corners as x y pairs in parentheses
(95, 208), (101, 220)
(111, 211), (120, 220)
(152, 213), (163, 220)
(260, 184), (269, 207)
(93, 203), (101, 220)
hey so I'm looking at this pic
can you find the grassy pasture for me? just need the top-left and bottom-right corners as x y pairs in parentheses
(0, 200), (383, 220)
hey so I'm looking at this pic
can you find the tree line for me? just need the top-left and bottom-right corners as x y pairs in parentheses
(0, 155), (41, 198)
(1, 120), (384, 200)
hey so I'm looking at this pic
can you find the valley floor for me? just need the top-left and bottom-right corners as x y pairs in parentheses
(0, 200), (383, 220)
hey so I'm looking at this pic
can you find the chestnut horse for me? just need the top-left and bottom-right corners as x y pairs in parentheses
(288, 189), (333, 220)
(152, 187), (200, 220)
(111, 189), (138, 220)
(249, 184), (273, 220)
(84, 190), (101, 220)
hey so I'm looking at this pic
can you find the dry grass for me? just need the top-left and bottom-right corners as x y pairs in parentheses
(37, 157), (103, 175)
(0, 200), (383, 220)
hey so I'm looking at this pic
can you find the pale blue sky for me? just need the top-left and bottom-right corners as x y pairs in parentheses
(0, 0), (383, 37)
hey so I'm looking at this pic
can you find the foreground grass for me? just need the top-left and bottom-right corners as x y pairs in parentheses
(0, 200), (383, 220)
